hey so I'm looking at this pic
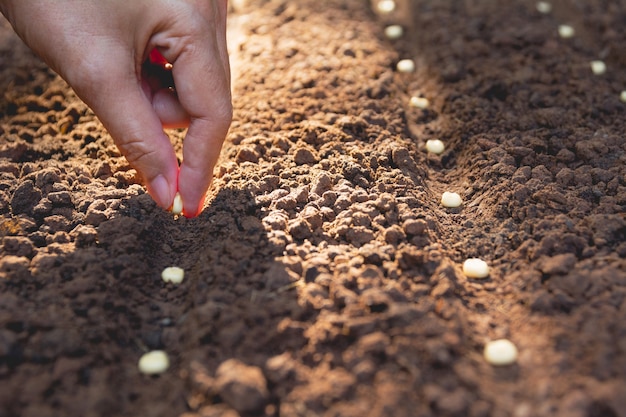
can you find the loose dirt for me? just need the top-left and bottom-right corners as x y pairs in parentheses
(1, 1), (625, 416)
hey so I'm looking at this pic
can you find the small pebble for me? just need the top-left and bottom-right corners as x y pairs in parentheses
(138, 350), (170, 375)
(171, 192), (183, 215)
(462, 258), (490, 279)
(483, 339), (518, 366)
(409, 96), (429, 109)
(162, 266), (185, 284)
(558, 24), (575, 38)
(441, 191), (462, 208)
(425, 139), (445, 154)
(384, 25), (404, 40)
(396, 59), (415, 73)
(590, 60), (606, 75)
(620, 90), (626, 103)
(376, 0), (396, 14)
(536, 1), (552, 13)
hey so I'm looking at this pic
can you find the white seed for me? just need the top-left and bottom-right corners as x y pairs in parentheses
(590, 60), (606, 75)
(396, 59), (415, 73)
(484, 339), (519, 366)
(425, 139), (445, 154)
(536, 1), (552, 13)
(138, 350), (170, 375)
(377, 0), (396, 14)
(558, 24), (575, 38)
(171, 192), (183, 215)
(441, 191), (462, 208)
(162, 266), (185, 284)
(620, 90), (626, 103)
(409, 96), (430, 109)
(384, 25), (404, 40)
(463, 258), (490, 279)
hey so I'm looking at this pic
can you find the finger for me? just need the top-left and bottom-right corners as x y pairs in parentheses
(141, 77), (190, 129)
(158, 20), (232, 217)
(152, 88), (190, 129)
(176, 60), (232, 217)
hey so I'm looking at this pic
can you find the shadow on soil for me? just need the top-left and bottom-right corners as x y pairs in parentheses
(0, 186), (305, 415)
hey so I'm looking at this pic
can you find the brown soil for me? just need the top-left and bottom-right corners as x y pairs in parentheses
(1, 1), (626, 416)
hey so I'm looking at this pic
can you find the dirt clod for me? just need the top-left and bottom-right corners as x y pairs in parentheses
(216, 359), (269, 414)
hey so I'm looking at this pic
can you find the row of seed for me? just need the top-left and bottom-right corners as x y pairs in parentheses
(375, 0), (520, 367)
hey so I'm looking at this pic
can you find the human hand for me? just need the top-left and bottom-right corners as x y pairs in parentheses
(0, 0), (232, 217)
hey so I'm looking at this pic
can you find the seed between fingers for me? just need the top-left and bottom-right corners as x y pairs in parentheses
(171, 192), (183, 216)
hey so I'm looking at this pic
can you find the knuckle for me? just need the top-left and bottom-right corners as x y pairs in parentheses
(116, 136), (157, 168)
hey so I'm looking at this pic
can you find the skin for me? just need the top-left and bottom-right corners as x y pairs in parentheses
(0, 0), (232, 217)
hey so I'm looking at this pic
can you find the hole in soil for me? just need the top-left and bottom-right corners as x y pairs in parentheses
(588, 401), (618, 417)
(367, 302), (389, 313)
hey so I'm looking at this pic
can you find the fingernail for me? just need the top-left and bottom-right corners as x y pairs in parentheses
(148, 175), (173, 209)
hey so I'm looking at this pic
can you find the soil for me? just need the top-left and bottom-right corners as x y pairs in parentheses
(1, 0), (626, 416)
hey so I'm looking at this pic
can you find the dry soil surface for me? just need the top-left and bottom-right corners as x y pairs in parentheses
(1, 1), (626, 416)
